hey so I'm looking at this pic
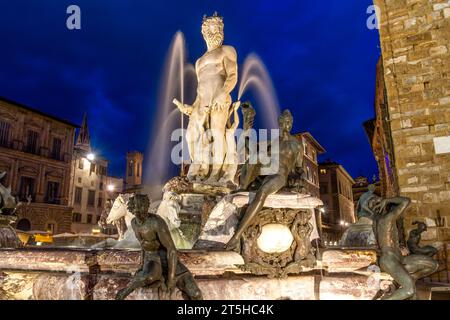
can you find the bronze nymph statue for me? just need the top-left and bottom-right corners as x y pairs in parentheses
(226, 109), (304, 250)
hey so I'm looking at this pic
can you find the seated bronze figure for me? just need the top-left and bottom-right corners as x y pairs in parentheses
(226, 109), (304, 250)
(115, 194), (202, 300)
(368, 195), (438, 300)
(407, 221), (438, 257)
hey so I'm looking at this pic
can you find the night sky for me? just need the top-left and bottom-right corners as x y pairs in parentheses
(0, 0), (381, 180)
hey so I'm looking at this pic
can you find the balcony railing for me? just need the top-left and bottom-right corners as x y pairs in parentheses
(1, 139), (70, 162)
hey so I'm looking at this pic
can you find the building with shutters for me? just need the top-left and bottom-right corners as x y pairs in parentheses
(0, 96), (77, 234)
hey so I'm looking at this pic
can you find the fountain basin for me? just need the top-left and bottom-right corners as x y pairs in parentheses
(0, 248), (391, 300)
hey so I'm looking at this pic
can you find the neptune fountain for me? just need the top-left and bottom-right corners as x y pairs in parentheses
(0, 13), (438, 300)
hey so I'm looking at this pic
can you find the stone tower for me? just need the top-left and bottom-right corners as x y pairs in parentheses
(126, 151), (143, 188)
(75, 113), (91, 152)
(373, 1), (450, 250)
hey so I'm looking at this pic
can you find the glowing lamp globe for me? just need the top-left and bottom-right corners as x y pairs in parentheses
(256, 224), (294, 254)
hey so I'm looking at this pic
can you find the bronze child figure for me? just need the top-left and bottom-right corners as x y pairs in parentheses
(115, 194), (202, 300)
(407, 221), (438, 257)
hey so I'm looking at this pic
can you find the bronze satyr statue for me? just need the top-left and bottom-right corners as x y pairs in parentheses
(115, 194), (202, 300)
(226, 109), (304, 250)
(407, 221), (438, 257)
(368, 195), (438, 300)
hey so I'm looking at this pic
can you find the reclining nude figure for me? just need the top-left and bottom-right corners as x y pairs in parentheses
(226, 109), (304, 250)
(368, 195), (438, 300)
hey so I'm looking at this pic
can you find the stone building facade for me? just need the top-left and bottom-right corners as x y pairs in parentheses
(373, 0), (450, 250)
(364, 58), (399, 198)
(124, 151), (143, 193)
(69, 115), (124, 234)
(0, 97), (77, 234)
(295, 132), (326, 198)
(319, 160), (356, 243)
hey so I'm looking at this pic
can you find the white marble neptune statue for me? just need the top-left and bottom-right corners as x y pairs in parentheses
(173, 13), (239, 185)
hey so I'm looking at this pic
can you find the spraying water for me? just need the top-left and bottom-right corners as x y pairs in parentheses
(238, 54), (280, 129)
(144, 31), (187, 196)
(144, 36), (281, 196)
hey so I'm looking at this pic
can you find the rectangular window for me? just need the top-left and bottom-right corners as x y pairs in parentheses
(98, 197), (103, 208)
(78, 159), (84, 170)
(87, 214), (93, 224)
(25, 130), (39, 154)
(87, 190), (95, 207)
(0, 121), (11, 147)
(90, 163), (96, 175)
(19, 177), (35, 202)
(74, 187), (83, 204)
(320, 184), (328, 194)
(45, 181), (60, 204)
(72, 212), (82, 223)
(99, 182), (104, 190)
(99, 166), (107, 176)
(51, 137), (62, 160)
(128, 161), (133, 177)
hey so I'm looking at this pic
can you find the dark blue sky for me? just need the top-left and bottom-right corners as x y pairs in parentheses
(0, 0), (381, 179)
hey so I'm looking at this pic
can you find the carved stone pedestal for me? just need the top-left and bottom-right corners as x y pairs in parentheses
(241, 208), (316, 278)
(195, 192), (322, 250)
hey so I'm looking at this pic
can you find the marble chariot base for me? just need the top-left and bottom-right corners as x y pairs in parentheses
(0, 248), (392, 300)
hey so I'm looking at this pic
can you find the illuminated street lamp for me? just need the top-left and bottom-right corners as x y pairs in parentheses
(107, 184), (115, 192)
(87, 153), (95, 161)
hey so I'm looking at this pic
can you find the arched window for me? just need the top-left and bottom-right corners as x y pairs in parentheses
(16, 218), (31, 231)
(128, 160), (134, 177)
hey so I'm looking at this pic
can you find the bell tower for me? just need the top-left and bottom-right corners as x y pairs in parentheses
(126, 151), (143, 188)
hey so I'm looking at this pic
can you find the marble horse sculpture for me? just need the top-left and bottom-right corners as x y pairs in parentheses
(97, 193), (140, 249)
